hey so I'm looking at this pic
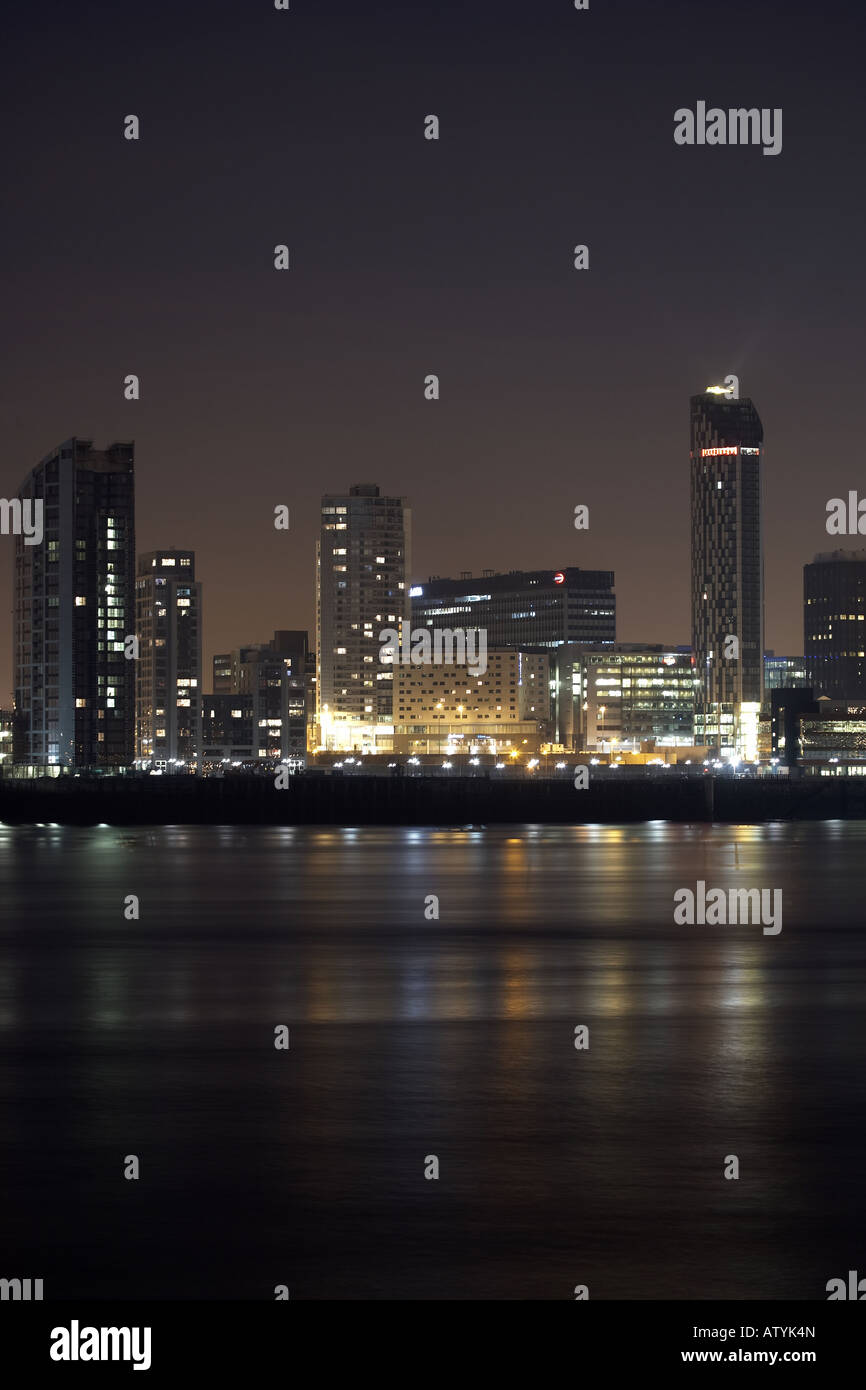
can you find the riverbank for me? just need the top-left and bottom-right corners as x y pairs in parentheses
(0, 771), (864, 824)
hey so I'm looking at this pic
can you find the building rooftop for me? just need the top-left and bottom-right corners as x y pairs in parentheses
(812, 549), (866, 564)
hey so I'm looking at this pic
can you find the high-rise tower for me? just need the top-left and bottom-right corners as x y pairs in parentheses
(135, 549), (202, 767)
(316, 483), (411, 751)
(14, 438), (135, 769)
(690, 388), (764, 758)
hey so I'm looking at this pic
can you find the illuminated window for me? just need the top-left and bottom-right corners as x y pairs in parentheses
(75, 596), (86, 606)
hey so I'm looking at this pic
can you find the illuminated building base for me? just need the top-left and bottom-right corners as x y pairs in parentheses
(393, 721), (541, 757)
(736, 702), (761, 763)
(696, 701), (761, 762)
(315, 714), (394, 753)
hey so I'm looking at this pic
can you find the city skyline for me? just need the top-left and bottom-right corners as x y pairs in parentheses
(5, 390), (834, 721)
(2, 376), (851, 708)
(10, 399), (865, 769)
(8, 388), (861, 767)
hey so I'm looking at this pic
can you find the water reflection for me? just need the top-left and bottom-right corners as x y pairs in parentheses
(0, 822), (864, 1299)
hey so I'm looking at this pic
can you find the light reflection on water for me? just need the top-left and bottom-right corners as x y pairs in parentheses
(0, 822), (864, 1299)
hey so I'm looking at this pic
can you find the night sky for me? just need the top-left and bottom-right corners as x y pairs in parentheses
(3, 0), (864, 703)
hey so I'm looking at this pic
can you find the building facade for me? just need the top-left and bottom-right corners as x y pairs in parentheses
(690, 388), (764, 758)
(804, 550), (866, 701)
(574, 645), (699, 751)
(201, 693), (256, 766)
(799, 702), (866, 775)
(411, 567), (615, 651)
(757, 697), (866, 776)
(204, 630), (308, 765)
(14, 438), (135, 769)
(135, 549), (202, 767)
(316, 484), (411, 751)
(392, 649), (550, 755)
(0, 708), (13, 773)
(763, 653), (810, 691)
(767, 687), (817, 766)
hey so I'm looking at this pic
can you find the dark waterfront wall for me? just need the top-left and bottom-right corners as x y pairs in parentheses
(1, 773), (866, 825)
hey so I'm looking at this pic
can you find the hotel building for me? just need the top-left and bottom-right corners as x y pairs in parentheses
(392, 649), (550, 756)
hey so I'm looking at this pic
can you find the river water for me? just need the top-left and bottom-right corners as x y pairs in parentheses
(1, 822), (864, 1299)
